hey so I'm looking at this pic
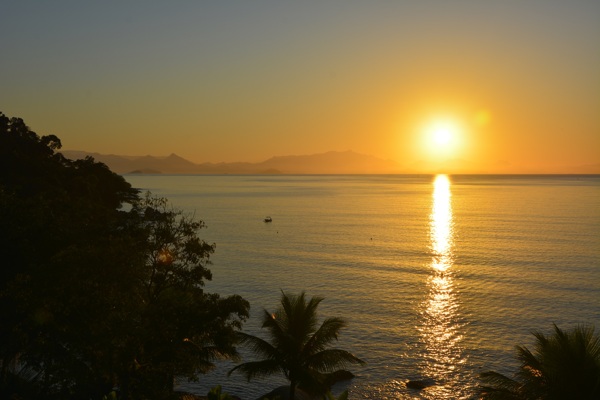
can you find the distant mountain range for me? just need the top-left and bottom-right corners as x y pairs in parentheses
(60, 150), (405, 175)
(60, 150), (600, 175)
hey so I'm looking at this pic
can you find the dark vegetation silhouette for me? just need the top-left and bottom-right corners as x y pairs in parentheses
(0, 112), (250, 399)
(228, 291), (365, 400)
(479, 324), (600, 399)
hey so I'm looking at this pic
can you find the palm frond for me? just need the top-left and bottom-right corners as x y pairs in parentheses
(227, 359), (282, 381)
(307, 349), (365, 373)
(262, 307), (295, 354)
(480, 324), (600, 399)
(479, 371), (521, 400)
(578, 325), (600, 359)
(303, 317), (347, 356)
(235, 331), (279, 360)
(280, 291), (322, 341)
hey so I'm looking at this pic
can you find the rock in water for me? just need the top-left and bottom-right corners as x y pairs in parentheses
(406, 379), (435, 390)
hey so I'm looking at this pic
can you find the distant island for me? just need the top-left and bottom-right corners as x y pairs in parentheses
(60, 150), (405, 175)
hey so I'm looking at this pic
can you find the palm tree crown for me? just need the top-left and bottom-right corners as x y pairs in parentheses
(229, 291), (365, 399)
(480, 324), (600, 399)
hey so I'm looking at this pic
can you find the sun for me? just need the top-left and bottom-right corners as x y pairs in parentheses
(420, 117), (464, 159)
(430, 122), (455, 146)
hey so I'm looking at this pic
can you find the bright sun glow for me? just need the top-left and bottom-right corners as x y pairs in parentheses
(431, 122), (455, 146)
(420, 117), (464, 159)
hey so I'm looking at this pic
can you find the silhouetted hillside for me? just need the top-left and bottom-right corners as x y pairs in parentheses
(60, 150), (404, 174)
(255, 151), (402, 174)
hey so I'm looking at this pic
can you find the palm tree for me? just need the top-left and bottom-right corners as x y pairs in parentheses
(228, 291), (365, 399)
(480, 324), (600, 399)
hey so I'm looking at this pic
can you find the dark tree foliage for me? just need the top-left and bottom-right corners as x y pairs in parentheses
(479, 324), (600, 400)
(0, 112), (249, 399)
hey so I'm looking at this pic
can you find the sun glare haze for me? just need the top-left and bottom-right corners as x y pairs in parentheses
(421, 118), (464, 161)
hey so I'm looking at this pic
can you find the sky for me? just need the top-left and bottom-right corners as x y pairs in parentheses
(2, 1), (599, 173)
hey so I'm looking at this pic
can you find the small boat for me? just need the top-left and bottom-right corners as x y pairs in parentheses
(264, 216), (272, 223)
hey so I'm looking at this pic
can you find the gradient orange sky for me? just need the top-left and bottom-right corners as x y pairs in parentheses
(2, 1), (599, 173)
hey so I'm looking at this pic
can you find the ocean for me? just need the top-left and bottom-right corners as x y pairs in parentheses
(123, 174), (600, 399)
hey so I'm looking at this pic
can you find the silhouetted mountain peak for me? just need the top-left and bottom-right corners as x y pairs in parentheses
(61, 150), (404, 174)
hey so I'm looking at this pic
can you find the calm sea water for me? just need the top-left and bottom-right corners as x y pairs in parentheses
(124, 174), (600, 400)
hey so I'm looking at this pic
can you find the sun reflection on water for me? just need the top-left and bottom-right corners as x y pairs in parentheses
(415, 174), (469, 399)
(430, 175), (453, 272)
